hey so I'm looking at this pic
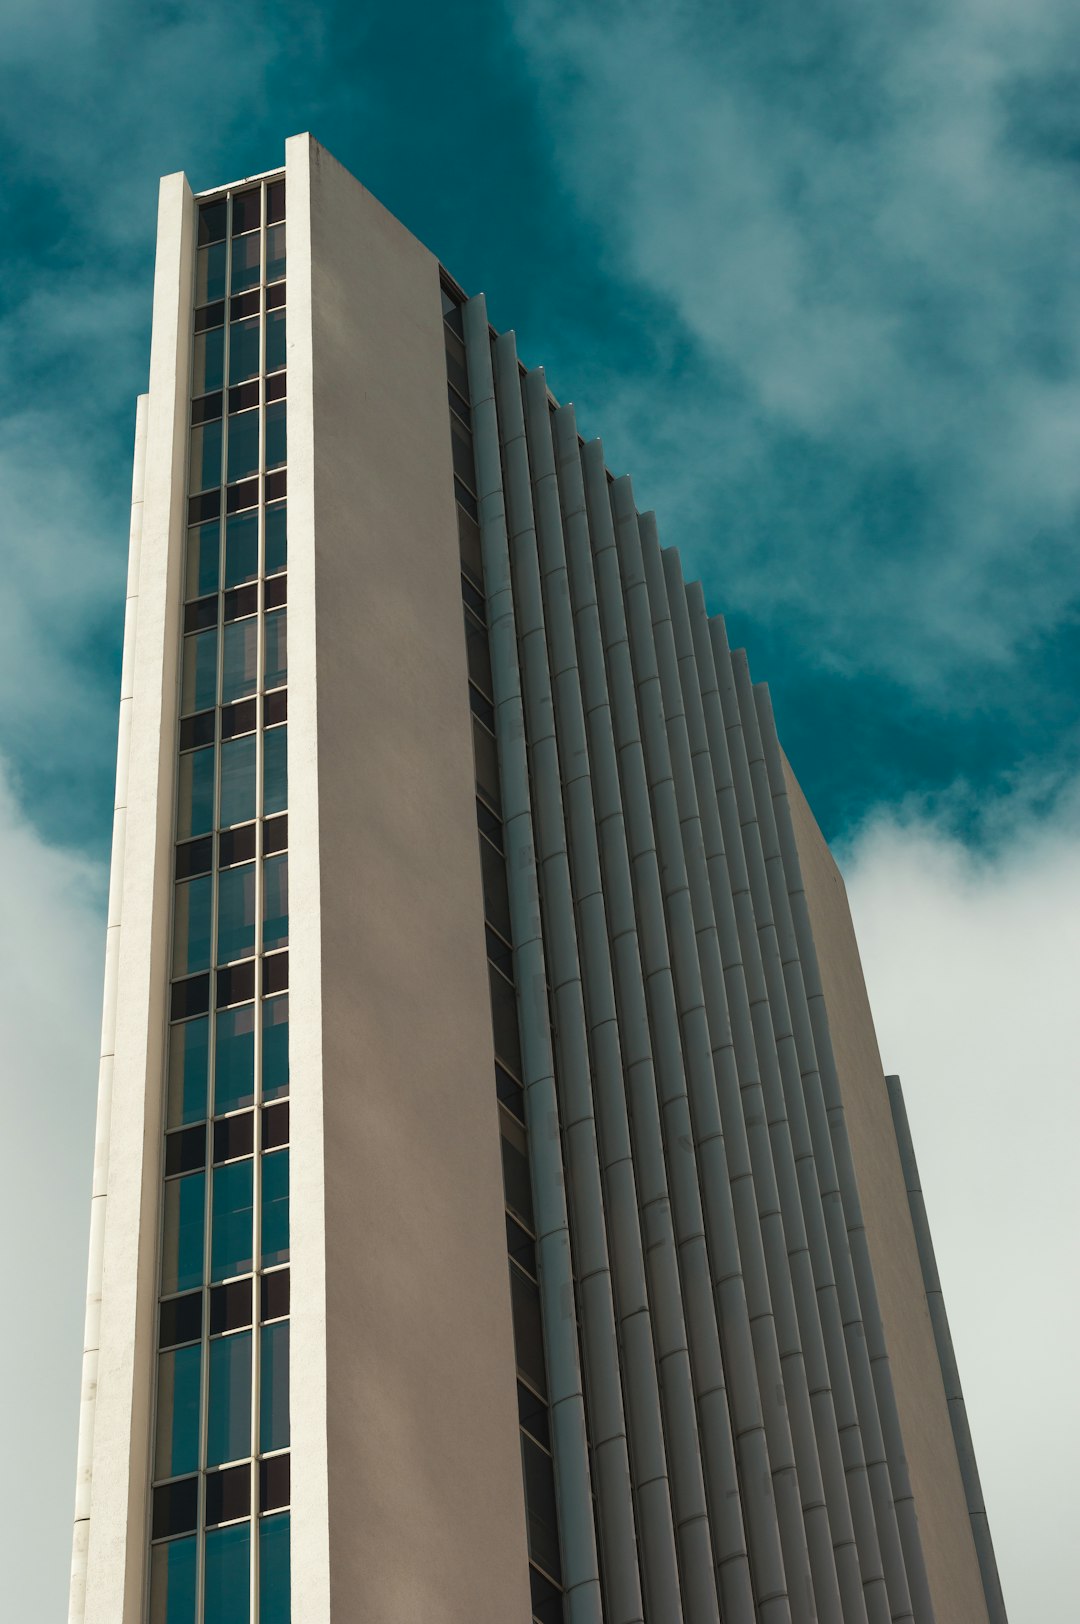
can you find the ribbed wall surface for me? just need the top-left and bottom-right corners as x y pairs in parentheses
(458, 293), (945, 1624)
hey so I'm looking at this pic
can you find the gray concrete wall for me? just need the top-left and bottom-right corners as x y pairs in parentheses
(782, 756), (990, 1624)
(286, 134), (531, 1624)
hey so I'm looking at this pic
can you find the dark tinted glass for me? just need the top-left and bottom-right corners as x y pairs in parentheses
(522, 1434), (561, 1581)
(175, 837), (213, 881)
(266, 179), (285, 224)
(265, 363), (286, 397)
(259, 1454), (290, 1512)
(501, 1112), (533, 1228)
(262, 1101), (289, 1150)
(199, 200), (228, 245)
(461, 574), (486, 620)
(510, 1267), (546, 1397)
(489, 965), (521, 1074)
(476, 798), (502, 849)
(261, 1269), (290, 1322)
(220, 698), (257, 741)
(224, 584), (259, 622)
(263, 814), (288, 854)
(264, 469), (287, 503)
(194, 301), (225, 333)
(205, 1463), (250, 1527)
(495, 1060), (525, 1122)
(266, 281), (286, 311)
(451, 420), (475, 486)
(517, 1380), (550, 1450)
(458, 509), (483, 584)
(214, 1112), (254, 1163)
(218, 823), (256, 868)
(192, 391), (223, 426)
(179, 710), (215, 752)
(443, 298), (464, 339)
(152, 1477), (198, 1539)
(264, 689), (288, 728)
(210, 1277), (253, 1336)
(481, 840), (511, 940)
(454, 478), (478, 518)
(265, 502), (287, 574)
(159, 1292), (203, 1350)
(448, 383), (470, 425)
(166, 1125), (207, 1177)
(171, 975), (210, 1022)
(465, 609), (492, 696)
(444, 329), (469, 396)
(530, 1563), (565, 1624)
(506, 1213), (536, 1277)
(469, 684), (495, 733)
(188, 490), (221, 526)
(265, 310), (286, 372)
(229, 380), (259, 414)
(226, 478), (259, 515)
(263, 574), (287, 611)
(263, 952), (288, 994)
(230, 290), (259, 321)
(486, 925), (513, 981)
(232, 188), (261, 235)
(183, 596), (218, 635)
(217, 961), (256, 1008)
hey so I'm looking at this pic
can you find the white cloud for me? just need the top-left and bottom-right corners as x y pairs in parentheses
(0, 756), (105, 1617)
(841, 780), (1080, 1622)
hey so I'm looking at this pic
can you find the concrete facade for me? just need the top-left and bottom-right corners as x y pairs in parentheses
(71, 135), (1005, 1624)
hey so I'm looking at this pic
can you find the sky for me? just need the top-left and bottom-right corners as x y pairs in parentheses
(1, 0), (1077, 1616)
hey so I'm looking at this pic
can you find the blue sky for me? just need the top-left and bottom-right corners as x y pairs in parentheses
(1, 1), (1076, 1617)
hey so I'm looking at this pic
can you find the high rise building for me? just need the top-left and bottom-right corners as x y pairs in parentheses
(69, 134), (1006, 1624)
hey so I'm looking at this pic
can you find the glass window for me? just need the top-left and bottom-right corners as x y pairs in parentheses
(226, 407), (260, 484)
(210, 1277), (253, 1335)
(193, 326), (225, 396)
(154, 1344), (201, 1480)
(266, 309), (286, 373)
(264, 611), (287, 691)
(265, 400), (286, 471)
(473, 717), (501, 813)
(231, 230), (261, 294)
(189, 418), (223, 496)
(181, 629), (218, 716)
(500, 1111), (533, 1228)
(160, 1292), (202, 1350)
(266, 222), (286, 284)
(266, 179), (285, 224)
(229, 317), (261, 385)
(200, 199), (228, 244)
(171, 975), (210, 1022)
(489, 963), (521, 1076)
(167, 1016), (209, 1129)
(510, 1265), (546, 1397)
(224, 508), (259, 588)
(221, 617), (259, 706)
(172, 875), (212, 977)
(197, 240), (228, 306)
(261, 1269), (290, 1321)
(263, 952), (288, 995)
(185, 520), (220, 600)
(522, 1431), (562, 1581)
(263, 854), (288, 952)
(265, 503), (287, 575)
(262, 1101), (289, 1150)
(259, 1453), (290, 1512)
(204, 1522), (250, 1624)
(207, 1330), (252, 1466)
(465, 609), (493, 697)
(152, 1477), (199, 1541)
(232, 187), (261, 235)
(262, 995), (289, 1101)
(215, 1003), (255, 1113)
(212, 1159), (254, 1282)
(480, 837), (511, 939)
(260, 1319), (290, 1452)
(261, 1149), (289, 1267)
(219, 822), (257, 868)
(161, 1171), (206, 1296)
(218, 960), (256, 1008)
(176, 748), (215, 842)
(263, 725), (287, 816)
(214, 1112), (254, 1163)
(259, 1513), (290, 1624)
(148, 1534), (197, 1623)
(217, 862), (256, 964)
(175, 836), (214, 883)
(220, 734), (257, 827)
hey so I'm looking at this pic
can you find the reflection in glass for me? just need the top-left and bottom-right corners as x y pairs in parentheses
(264, 611), (287, 690)
(207, 1330), (252, 1466)
(265, 222), (286, 284)
(265, 503), (287, 575)
(260, 1320), (290, 1453)
(259, 1513), (290, 1624)
(261, 1149), (289, 1267)
(265, 399), (286, 470)
(220, 734), (257, 827)
(224, 509), (259, 588)
(186, 519), (220, 600)
(161, 1171), (206, 1296)
(226, 408), (260, 484)
(193, 326), (225, 395)
(181, 629), (218, 716)
(214, 1004), (255, 1113)
(177, 747), (215, 841)
(148, 1535), (197, 1624)
(262, 996), (289, 1100)
(204, 1522), (250, 1624)
(265, 309), (286, 373)
(263, 726), (287, 816)
(230, 230), (261, 294)
(167, 1017), (209, 1128)
(217, 863), (256, 964)
(212, 1159), (254, 1282)
(222, 617), (259, 705)
(263, 855), (288, 952)
(189, 418), (223, 495)
(229, 317), (261, 385)
(172, 875), (213, 977)
(155, 1344), (201, 1479)
(197, 240), (227, 305)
